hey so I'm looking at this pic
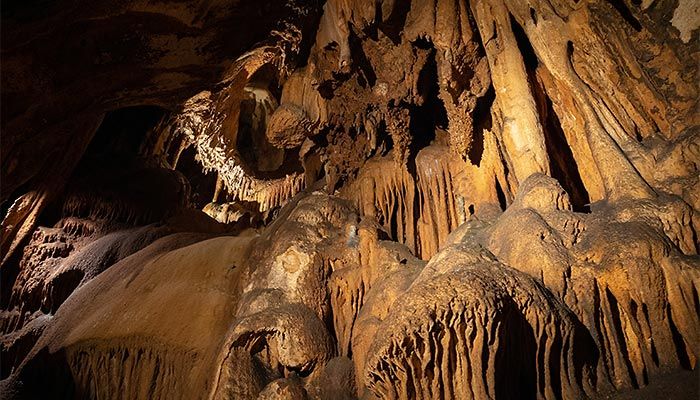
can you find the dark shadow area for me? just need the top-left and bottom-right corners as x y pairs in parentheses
(572, 316), (600, 394)
(469, 85), (495, 166)
(495, 178), (508, 211)
(349, 30), (377, 88)
(693, 286), (700, 326)
(52, 105), (187, 224)
(493, 300), (538, 400)
(236, 83), (304, 181)
(606, 288), (639, 388)
(1, 106), (170, 311)
(510, 15), (539, 71)
(38, 105), (170, 227)
(83, 106), (165, 159)
(667, 305), (692, 370)
(0, 237), (28, 309)
(607, 369), (699, 400)
(174, 146), (217, 209)
(378, 0), (412, 44)
(407, 40), (448, 174)
(48, 270), (85, 314)
(290, 0), (326, 69)
(11, 347), (76, 399)
(604, 0), (642, 32)
(540, 93), (591, 213)
(247, 63), (283, 103)
(0, 307), (44, 380)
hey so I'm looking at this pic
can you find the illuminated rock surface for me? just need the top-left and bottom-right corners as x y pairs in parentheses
(1, 0), (698, 399)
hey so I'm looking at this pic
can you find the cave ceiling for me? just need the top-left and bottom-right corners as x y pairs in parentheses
(1, 0), (699, 399)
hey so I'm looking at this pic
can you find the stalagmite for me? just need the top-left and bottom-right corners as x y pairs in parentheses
(2, 0), (698, 399)
(362, 242), (595, 400)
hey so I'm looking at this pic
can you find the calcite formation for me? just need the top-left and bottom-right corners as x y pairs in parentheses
(1, 0), (698, 399)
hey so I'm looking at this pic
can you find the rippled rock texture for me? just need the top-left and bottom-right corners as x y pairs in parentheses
(1, 0), (698, 399)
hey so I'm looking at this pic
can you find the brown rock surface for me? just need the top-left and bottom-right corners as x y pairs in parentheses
(1, 0), (698, 399)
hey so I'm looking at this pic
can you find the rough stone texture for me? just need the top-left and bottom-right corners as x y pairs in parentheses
(1, 0), (698, 399)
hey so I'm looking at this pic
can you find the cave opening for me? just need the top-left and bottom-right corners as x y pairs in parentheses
(251, 63), (283, 99)
(85, 106), (166, 157)
(39, 105), (168, 227)
(173, 146), (217, 209)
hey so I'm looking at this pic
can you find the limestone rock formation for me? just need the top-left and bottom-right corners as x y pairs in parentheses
(1, 0), (698, 399)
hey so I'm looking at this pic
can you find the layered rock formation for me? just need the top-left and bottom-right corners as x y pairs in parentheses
(1, 0), (698, 399)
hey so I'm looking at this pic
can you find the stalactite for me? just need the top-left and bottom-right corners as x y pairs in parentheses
(498, 0), (656, 202)
(2, 0), (698, 399)
(535, 67), (606, 203)
(472, 0), (550, 185)
(347, 136), (512, 260)
(345, 156), (417, 254)
(402, 0), (493, 159)
(167, 95), (307, 213)
(160, 46), (309, 214)
(415, 145), (466, 258)
(65, 339), (197, 400)
(329, 265), (365, 357)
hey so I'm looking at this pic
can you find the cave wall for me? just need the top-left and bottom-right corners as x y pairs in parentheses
(1, 0), (699, 399)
